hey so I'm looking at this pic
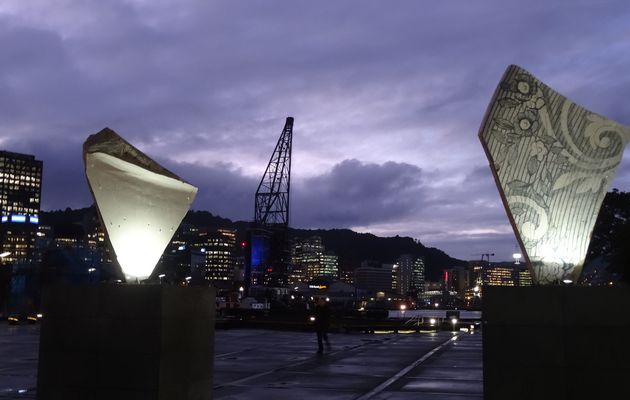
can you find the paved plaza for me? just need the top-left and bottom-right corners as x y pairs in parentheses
(0, 323), (482, 399)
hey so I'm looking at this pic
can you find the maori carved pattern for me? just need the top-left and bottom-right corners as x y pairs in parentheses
(479, 65), (630, 284)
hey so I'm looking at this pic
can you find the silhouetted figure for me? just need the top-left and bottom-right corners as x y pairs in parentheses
(314, 298), (331, 354)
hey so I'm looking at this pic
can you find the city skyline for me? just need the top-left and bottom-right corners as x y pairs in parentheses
(1, 1), (630, 261)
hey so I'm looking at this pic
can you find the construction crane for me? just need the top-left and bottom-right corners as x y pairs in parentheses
(474, 253), (494, 263)
(245, 117), (294, 291)
(254, 117), (293, 227)
(471, 253), (494, 290)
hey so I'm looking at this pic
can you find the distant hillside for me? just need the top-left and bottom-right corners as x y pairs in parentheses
(40, 207), (466, 281)
(184, 211), (467, 280)
(288, 228), (465, 281)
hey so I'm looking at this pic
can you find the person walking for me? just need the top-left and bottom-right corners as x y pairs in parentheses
(314, 298), (332, 354)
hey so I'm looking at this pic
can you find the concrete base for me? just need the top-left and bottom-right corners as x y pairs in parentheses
(36, 284), (215, 400)
(483, 286), (630, 399)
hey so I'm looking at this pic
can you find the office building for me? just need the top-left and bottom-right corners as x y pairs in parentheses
(354, 261), (393, 293)
(291, 236), (338, 283)
(0, 151), (43, 266)
(484, 266), (517, 286)
(203, 228), (236, 282)
(396, 254), (425, 297)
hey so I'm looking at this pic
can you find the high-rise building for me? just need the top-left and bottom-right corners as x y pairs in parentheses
(290, 236), (338, 283)
(0, 151), (43, 266)
(203, 228), (236, 282)
(316, 251), (338, 279)
(396, 255), (425, 296)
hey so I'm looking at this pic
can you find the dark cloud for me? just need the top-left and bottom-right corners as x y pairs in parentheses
(293, 159), (424, 227)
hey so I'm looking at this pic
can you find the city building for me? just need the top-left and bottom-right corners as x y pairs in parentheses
(396, 254), (425, 297)
(202, 228), (237, 282)
(339, 269), (354, 285)
(484, 266), (517, 286)
(391, 263), (399, 293)
(290, 236), (338, 283)
(288, 263), (306, 285)
(319, 251), (339, 278)
(467, 261), (534, 298)
(0, 151), (43, 267)
(354, 261), (393, 294)
(518, 267), (533, 286)
(444, 266), (470, 297)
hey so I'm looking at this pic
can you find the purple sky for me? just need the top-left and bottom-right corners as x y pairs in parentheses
(1, 1), (630, 262)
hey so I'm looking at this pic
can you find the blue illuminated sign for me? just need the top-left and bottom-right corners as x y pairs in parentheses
(1, 215), (7, 223)
(29, 216), (39, 224)
(10, 214), (27, 223)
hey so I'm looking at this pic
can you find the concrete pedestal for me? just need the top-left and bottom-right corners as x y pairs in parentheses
(36, 284), (215, 400)
(483, 286), (630, 400)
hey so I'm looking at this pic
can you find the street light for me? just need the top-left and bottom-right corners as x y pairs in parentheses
(158, 273), (166, 284)
(513, 252), (522, 264)
(400, 304), (407, 318)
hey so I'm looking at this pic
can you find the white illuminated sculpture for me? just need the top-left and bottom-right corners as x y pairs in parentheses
(83, 128), (198, 282)
(479, 65), (630, 284)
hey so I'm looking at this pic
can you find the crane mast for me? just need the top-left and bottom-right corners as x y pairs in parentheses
(246, 117), (293, 290)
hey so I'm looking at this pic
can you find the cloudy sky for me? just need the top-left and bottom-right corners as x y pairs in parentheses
(1, 0), (629, 261)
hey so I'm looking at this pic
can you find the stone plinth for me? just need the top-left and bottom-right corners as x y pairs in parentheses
(483, 286), (630, 399)
(37, 284), (215, 400)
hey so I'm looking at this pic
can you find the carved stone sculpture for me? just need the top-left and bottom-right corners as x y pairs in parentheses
(479, 65), (630, 284)
(83, 128), (198, 282)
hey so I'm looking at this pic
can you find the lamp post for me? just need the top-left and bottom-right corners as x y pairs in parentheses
(400, 304), (407, 318)
(513, 252), (522, 265)
(158, 274), (166, 284)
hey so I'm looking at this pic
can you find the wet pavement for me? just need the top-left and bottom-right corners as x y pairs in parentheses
(0, 323), (482, 399)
